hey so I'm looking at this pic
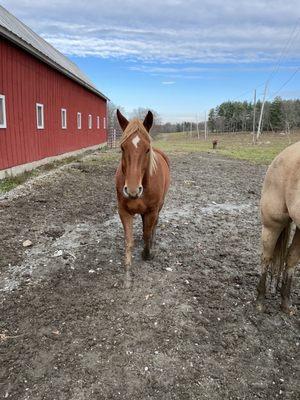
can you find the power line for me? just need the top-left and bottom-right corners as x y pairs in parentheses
(229, 18), (300, 104)
(230, 83), (265, 102)
(206, 21), (300, 123)
(269, 66), (300, 98)
(265, 18), (300, 100)
(266, 18), (300, 84)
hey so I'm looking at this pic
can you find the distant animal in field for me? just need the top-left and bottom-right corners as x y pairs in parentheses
(256, 141), (300, 314)
(115, 110), (170, 287)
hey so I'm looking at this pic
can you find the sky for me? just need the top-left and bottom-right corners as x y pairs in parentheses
(2, 0), (300, 122)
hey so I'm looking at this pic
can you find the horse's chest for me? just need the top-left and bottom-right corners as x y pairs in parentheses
(125, 199), (148, 215)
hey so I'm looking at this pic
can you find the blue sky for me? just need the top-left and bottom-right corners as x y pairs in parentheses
(2, 0), (300, 122)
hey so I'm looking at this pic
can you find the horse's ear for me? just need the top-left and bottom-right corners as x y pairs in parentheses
(143, 111), (153, 132)
(116, 109), (129, 131)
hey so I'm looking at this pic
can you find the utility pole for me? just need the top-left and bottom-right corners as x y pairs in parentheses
(183, 122), (187, 139)
(204, 111), (208, 140)
(256, 82), (268, 141)
(196, 114), (200, 139)
(252, 89), (256, 144)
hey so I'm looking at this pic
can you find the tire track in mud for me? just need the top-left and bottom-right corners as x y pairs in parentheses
(0, 151), (299, 400)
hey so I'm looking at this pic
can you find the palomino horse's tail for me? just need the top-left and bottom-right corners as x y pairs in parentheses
(271, 222), (291, 288)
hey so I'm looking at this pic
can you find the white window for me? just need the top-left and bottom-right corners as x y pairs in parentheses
(0, 94), (7, 128)
(88, 114), (92, 129)
(61, 108), (67, 129)
(77, 112), (82, 129)
(103, 116), (106, 129)
(97, 116), (100, 129)
(36, 103), (44, 129)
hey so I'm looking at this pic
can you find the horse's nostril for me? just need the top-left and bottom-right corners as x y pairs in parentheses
(123, 185), (142, 198)
(123, 186), (129, 197)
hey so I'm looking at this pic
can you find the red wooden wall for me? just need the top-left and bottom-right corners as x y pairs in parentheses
(0, 38), (107, 171)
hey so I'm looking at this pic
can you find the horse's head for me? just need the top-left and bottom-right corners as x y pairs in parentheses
(117, 109), (155, 199)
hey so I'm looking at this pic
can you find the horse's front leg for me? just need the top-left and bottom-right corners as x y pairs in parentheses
(142, 210), (159, 260)
(119, 209), (133, 287)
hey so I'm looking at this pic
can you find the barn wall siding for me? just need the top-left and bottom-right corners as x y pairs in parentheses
(0, 38), (107, 171)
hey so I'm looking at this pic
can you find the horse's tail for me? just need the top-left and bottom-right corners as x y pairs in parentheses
(271, 222), (291, 287)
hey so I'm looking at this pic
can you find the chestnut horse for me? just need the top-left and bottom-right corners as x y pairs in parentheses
(256, 141), (300, 314)
(115, 110), (170, 285)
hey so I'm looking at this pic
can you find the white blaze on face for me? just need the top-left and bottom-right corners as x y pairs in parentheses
(132, 135), (140, 148)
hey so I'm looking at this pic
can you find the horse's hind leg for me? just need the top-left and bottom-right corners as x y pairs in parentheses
(281, 227), (300, 314)
(142, 210), (159, 260)
(256, 224), (283, 312)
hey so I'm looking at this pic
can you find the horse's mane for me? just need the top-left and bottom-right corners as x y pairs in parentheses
(120, 119), (157, 175)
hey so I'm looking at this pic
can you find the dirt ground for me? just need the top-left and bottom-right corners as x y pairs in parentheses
(0, 150), (299, 400)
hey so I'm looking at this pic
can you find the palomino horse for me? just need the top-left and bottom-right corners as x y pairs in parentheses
(256, 141), (300, 314)
(115, 110), (170, 285)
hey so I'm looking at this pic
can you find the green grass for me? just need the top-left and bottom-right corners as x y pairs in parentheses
(154, 131), (299, 164)
(0, 170), (39, 193)
(0, 157), (81, 194)
(0, 147), (118, 194)
(41, 156), (79, 171)
(83, 150), (120, 165)
(0, 132), (297, 194)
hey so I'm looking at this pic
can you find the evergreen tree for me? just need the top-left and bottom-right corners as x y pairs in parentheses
(269, 97), (284, 131)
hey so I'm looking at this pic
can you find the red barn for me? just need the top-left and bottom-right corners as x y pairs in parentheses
(0, 6), (108, 178)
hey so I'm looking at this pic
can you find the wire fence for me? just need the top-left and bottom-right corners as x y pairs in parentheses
(107, 127), (122, 148)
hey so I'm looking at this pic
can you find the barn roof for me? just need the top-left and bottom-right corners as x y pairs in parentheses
(0, 6), (108, 101)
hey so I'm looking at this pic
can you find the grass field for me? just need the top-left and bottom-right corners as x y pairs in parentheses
(154, 130), (300, 164)
(0, 149), (121, 194)
(1, 131), (299, 194)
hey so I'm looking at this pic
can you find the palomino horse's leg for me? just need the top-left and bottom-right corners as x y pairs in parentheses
(281, 227), (300, 314)
(142, 210), (159, 260)
(256, 224), (283, 312)
(119, 209), (133, 287)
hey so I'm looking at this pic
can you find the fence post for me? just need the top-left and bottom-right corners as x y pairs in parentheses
(113, 129), (116, 148)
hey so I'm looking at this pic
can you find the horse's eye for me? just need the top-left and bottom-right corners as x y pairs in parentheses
(121, 146), (124, 152)
(146, 149), (150, 154)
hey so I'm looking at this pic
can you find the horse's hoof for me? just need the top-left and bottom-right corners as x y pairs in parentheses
(142, 249), (152, 261)
(281, 304), (296, 315)
(256, 301), (265, 313)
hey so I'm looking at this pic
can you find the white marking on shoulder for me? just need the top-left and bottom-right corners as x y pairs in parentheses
(132, 135), (140, 148)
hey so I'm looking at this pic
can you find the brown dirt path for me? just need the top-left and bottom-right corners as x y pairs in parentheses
(0, 151), (299, 400)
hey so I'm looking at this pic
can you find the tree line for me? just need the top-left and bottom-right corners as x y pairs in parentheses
(208, 97), (300, 133)
(108, 103), (183, 138)
(108, 103), (201, 136)
(108, 97), (300, 137)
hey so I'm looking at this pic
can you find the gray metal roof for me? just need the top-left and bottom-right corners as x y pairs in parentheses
(0, 5), (108, 100)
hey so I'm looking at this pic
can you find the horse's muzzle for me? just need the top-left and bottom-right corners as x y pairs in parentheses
(123, 185), (143, 199)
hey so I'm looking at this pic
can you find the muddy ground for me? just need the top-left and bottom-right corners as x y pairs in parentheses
(0, 150), (299, 400)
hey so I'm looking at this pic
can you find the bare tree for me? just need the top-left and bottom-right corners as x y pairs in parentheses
(131, 107), (162, 137)
(108, 102), (124, 132)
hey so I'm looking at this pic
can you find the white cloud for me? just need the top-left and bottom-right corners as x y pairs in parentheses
(2, 0), (300, 64)
(131, 65), (297, 74)
(162, 81), (175, 85)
